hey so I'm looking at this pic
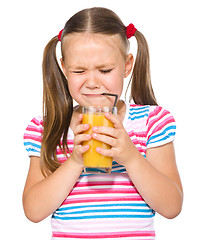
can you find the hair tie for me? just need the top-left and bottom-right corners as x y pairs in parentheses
(126, 24), (137, 39)
(58, 29), (63, 41)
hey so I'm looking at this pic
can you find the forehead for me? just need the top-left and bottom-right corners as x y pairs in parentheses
(61, 33), (127, 65)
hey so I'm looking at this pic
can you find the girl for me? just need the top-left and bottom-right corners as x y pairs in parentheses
(23, 7), (183, 239)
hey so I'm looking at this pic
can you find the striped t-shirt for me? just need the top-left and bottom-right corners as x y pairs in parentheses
(23, 102), (176, 239)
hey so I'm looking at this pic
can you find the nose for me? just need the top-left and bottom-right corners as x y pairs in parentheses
(84, 72), (100, 89)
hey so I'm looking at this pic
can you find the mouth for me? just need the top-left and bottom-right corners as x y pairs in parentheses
(83, 94), (105, 97)
(82, 93), (109, 106)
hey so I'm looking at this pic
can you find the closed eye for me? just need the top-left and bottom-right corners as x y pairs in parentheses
(100, 69), (113, 74)
(73, 70), (85, 74)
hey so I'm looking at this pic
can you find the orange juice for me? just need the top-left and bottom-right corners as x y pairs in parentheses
(82, 111), (114, 173)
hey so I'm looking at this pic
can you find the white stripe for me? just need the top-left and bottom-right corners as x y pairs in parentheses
(51, 218), (154, 233)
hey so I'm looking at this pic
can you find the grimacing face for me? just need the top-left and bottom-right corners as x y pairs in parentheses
(61, 33), (134, 108)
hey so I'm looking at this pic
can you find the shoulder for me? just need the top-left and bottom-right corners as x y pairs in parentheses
(146, 106), (176, 148)
(28, 116), (43, 127)
(126, 102), (175, 124)
(24, 116), (43, 136)
(23, 116), (43, 157)
(126, 102), (176, 148)
(24, 116), (43, 137)
(146, 105), (176, 130)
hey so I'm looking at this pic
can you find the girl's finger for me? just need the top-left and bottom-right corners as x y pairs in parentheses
(104, 112), (122, 129)
(74, 123), (90, 136)
(74, 144), (90, 155)
(74, 113), (83, 126)
(92, 125), (118, 138)
(96, 147), (113, 158)
(74, 133), (91, 145)
(92, 133), (117, 147)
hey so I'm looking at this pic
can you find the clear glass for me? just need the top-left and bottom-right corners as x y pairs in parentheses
(82, 106), (117, 174)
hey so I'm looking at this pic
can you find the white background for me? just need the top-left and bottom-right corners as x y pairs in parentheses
(0, 0), (200, 239)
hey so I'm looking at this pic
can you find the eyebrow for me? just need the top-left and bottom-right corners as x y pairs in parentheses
(68, 63), (116, 69)
(97, 64), (115, 68)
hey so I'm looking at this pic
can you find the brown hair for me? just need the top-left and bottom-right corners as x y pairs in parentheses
(41, 7), (157, 176)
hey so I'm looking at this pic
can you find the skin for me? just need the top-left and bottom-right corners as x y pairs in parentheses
(23, 32), (183, 223)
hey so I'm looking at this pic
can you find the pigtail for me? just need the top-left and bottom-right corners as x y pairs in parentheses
(129, 31), (157, 105)
(41, 36), (73, 176)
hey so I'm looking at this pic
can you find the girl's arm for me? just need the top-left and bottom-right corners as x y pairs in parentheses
(23, 156), (83, 223)
(23, 114), (90, 223)
(125, 142), (183, 219)
(92, 112), (183, 219)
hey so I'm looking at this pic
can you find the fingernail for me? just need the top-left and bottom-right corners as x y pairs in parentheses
(92, 126), (98, 131)
(84, 145), (89, 150)
(92, 133), (97, 138)
(96, 147), (101, 153)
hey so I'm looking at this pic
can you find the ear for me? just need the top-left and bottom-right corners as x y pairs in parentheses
(124, 53), (134, 78)
(60, 58), (67, 76)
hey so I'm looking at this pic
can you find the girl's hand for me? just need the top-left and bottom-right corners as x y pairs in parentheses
(92, 113), (183, 219)
(70, 114), (91, 167)
(92, 112), (140, 167)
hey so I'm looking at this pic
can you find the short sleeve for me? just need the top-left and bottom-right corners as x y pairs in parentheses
(23, 116), (43, 157)
(146, 106), (176, 149)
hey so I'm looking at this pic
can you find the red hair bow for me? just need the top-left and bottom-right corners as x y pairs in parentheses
(58, 29), (63, 41)
(126, 24), (137, 39)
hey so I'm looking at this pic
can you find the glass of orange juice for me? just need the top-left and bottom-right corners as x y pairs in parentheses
(82, 106), (117, 174)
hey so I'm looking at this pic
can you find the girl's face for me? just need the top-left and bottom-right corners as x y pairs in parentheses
(61, 33), (133, 108)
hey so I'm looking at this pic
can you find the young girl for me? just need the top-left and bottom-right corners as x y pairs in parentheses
(23, 7), (183, 239)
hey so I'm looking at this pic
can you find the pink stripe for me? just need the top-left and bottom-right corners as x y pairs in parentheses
(130, 104), (145, 108)
(67, 140), (74, 145)
(131, 138), (146, 147)
(24, 134), (41, 141)
(147, 106), (162, 120)
(74, 181), (134, 188)
(69, 188), (139, 196)
(52, 231), (155, 238)
(128, 130), (147, 138)
(147, 108), (168, 133)
(59, 159), (67, 164)
(31, 117), (43, 127)
(25, 125), (43, 133)
(62, 196), (144, 205)
(135, 147), (146, 154)
(58, 157), (68, 163)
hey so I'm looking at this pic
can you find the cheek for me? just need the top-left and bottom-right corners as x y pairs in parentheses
(110, 70), (124, 91)
(102, 77), (123, 99)
(67, 78), (79, 96)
